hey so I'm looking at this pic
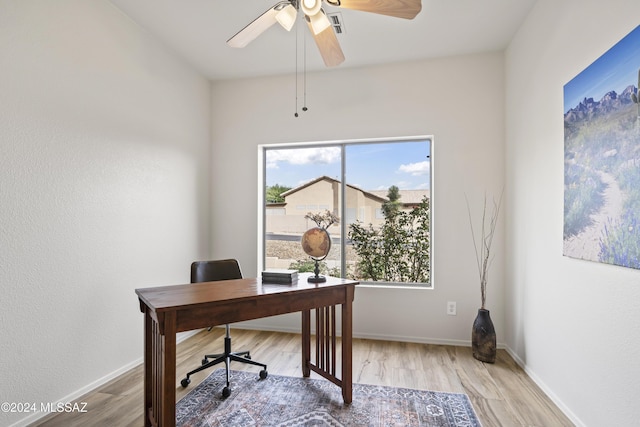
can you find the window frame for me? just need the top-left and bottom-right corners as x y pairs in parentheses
(257, 135), (434, 289)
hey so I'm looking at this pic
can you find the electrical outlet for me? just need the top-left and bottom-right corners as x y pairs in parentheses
(447, 301), (457, 316)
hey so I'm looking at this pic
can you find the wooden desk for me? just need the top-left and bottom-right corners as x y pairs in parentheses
(135, 274), (358, 427)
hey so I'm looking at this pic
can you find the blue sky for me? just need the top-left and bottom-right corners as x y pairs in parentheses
(564, 25), (640, 113)
(266, 139), (431, 191)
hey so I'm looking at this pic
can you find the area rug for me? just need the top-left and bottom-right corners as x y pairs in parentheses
(176, 369), (481, 427)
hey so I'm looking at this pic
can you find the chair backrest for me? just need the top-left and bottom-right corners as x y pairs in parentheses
(191, 259), (243, 283)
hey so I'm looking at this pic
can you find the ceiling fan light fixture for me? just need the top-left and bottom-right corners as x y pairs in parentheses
(301, 0), (322, 17)
(307, 9), (331, 35)
(275, 4), (297, 31)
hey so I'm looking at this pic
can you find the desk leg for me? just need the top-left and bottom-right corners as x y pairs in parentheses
(160, 312), (177, 427)
(342, 287), (354, 404)
(144, 311), (177, 427)
(143, 311), (152, 427)
(302, 309), (311, 377)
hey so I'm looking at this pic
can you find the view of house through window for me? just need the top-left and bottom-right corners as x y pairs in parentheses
(263, 138), (431, 286)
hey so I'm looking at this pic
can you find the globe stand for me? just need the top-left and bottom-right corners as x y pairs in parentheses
(307, 258), (326, 283)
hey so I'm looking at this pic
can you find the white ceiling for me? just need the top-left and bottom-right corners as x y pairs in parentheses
(108, 0), (537, 81)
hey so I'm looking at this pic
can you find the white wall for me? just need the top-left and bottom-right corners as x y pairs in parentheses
(210, 54), (505, 345)
(505, 1), (640, 426)
(0, 1), (211, 426)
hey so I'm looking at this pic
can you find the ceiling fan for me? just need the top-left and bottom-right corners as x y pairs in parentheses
(226, 0), (422, 67)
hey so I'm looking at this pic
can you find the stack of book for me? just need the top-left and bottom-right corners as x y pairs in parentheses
(261, 269), (298, 284)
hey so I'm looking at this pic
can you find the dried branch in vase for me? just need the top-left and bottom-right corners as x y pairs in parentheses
(466, 191), (503, 309)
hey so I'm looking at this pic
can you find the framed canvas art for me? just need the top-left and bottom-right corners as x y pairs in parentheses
(563, 25), (640, 269)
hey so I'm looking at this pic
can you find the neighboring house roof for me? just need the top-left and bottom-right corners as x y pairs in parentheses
(369, 189), (430, 205)
(280, 175), (387, 203)
(274, 176), (429, 208)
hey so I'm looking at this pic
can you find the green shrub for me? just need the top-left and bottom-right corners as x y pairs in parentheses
(348, 196), (430, 283)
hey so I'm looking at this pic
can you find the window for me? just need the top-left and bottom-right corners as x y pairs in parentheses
(260, 137), (432, 287)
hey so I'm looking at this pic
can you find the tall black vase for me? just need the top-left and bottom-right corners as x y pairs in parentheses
(472, 308), (496, 363)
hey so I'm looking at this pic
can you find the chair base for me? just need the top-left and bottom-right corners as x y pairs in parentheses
(180, 329), (267, 398)
(202, 349), (250, 365)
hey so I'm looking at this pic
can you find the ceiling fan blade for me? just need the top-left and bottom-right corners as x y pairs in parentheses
(308, 22), (345, 67)
(227, 3), (284, 48)
(332, 0), (422, 19)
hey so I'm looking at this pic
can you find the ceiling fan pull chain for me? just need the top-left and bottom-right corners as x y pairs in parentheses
(302, 18), (308, 113)
(294, 9), (308, 117)
(294, 12), (300, 117)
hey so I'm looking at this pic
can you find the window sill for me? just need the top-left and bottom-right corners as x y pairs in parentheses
(357, 282), (433, 290)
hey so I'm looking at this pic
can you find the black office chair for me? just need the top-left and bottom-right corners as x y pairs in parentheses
(180, 259), (268, 397)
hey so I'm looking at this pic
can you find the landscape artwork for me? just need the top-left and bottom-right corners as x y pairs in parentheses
(563, 25), (640, 269)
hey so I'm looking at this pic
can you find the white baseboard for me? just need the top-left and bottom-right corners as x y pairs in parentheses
(504, 346), (585, 427)
(228, 321), (509, 349)
(9, 329), (202, 427)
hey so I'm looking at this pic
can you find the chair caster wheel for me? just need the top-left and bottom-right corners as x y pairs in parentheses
(180, 378), (190, 388)
(222, 386), (231, 398)
(201, 358), (208, 365)
(259, 369), (268, 380)
(245, 354), (252, 360)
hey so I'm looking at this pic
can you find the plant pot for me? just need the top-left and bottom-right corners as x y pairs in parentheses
(472, 308), (496, 363)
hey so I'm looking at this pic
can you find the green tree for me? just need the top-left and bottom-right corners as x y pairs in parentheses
(349, 195), (430, 283)
(265, 184), (291, 203)
(381, 185), (401, 217)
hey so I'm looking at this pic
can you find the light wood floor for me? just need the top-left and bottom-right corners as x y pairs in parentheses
(31, 328), (574, 427)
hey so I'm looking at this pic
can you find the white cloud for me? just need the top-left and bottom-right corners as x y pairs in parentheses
(266, 147), (341, 169)
(398, 161), (430, 176)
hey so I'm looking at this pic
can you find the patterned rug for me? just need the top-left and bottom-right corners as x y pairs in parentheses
(176, 369), (481, 427)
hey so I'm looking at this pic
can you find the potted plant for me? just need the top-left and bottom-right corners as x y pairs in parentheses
(466, 191), (502, 363)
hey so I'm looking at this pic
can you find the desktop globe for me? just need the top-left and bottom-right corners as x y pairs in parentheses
(301, 227), (331, 282)
(301, 227), (331, 259)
